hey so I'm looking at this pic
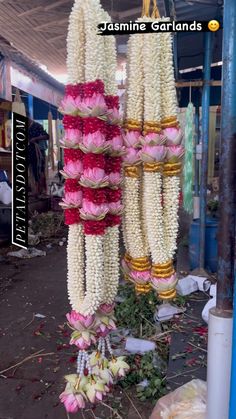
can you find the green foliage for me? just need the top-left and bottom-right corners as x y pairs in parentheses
(31, 211), (64, 238)
(119, 352), (166, 402)
(115, 284), (157, 338)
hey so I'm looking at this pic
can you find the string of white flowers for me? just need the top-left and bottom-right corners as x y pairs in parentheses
(123, 176), (146, 258)
(102, 11), (117, 96)
(125, 21), (144, 122)
(67, 224), (85, 311)
(66, 0), (85, 84)
(80, 234), (105, 316)
(140, 172), (150, 257)
(163, 175), (180, 260)
(143, 171), (169, 264)
(83, 0), (105, 82)
(143, 17), (161, 122)
(103, 226), (120, 304)
(160, 18), (177, 120)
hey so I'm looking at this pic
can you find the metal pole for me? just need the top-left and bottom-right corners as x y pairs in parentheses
(194, 99), (200, 197)
(27, 94), (34, 119)
(216, 0), (236, 312)
(229, 257), (236, 418)
(199, 32), (212, 269)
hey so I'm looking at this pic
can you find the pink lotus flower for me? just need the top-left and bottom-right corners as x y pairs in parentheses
(60, 392), (85, 413)
(99, 303), (115, 314)
(142, 132), (166, 146)
(123, 130), (141, 148)
(166, 145), (184, 163)
(109, 135), (124, 151)
(76, 93), (107, 116)
(108, 202), (123, 214)
(123, 148), (140, 165)
(95, 315), (116, 338)
(80, 200), (108, 218)
(151, 273), (178, 291)
(60, 96), (77, 115)
(65, 128), (82, 145)
(80, 168), (109, 188)
(62, 191), (82, 207)
(163, 127), (183, 146)
(139, 145), (166, 162)
(108, 108), (120, 122)
(129, 270), (151, 283)
(83, 132), (106, 149)
(66, 310), (95, 329)
(70, 331), (97, 350)
(63, 160), (83, 178)
(109, 172), (122, 186)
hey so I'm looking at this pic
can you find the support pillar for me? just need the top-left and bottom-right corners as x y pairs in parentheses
(207, 0), (236, 417)
(199, 32), (212, 268)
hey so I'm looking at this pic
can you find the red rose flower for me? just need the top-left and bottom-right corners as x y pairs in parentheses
(65, 84), (83, 99)
(84, 220), (106, 235)
(83, 80), (104, 98)
(83, 153), (105, 170)
(83, 117), (107, 136)
(105, 214), (121, 227)
(105, 188), (122, 203)
(63, 115), (82, 130)
(65, 179), (81, 193)
(105, 156), (122, 174)
(105, 95), (119, 110)
(65, 208), (81, 225)
(83, 188), (107, 204)
(64, 149), (84, 164)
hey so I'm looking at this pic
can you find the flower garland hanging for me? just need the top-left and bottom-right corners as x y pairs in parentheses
(59, 0), (129, 414)
(122, 17), (152, 295)
(122, 6), (184, 300)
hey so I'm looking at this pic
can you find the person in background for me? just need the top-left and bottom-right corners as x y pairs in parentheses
(28, 117), (49, 196)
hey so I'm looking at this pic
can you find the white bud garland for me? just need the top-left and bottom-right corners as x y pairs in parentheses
(80, 234), (104, 316)
(66, 0), (85, 84)
(160, 18), (177, 120)
(125, 20), (144, 122)
(163, 175), (180, 260)
(67, 224), (85, 311)
(143, 171), (169, 264)
(103, 226), (120, 304)
(123, 176), (146, 258)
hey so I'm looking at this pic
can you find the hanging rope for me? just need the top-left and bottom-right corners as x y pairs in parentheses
(142, 0), (151, 17)
(151, 0), (160, 18)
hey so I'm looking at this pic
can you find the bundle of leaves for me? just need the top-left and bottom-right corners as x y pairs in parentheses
(115, 284), (157, 338)
(119, 352), (166, 402)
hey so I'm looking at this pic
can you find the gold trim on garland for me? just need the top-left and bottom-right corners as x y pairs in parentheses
(124, 165), (141, 178)
(135, 283), (151, 294)
(143, 162), (163, 173)
(158, 288), (177, 300)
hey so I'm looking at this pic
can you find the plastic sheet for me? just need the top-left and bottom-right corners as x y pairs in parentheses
(150, 379), (206, 419)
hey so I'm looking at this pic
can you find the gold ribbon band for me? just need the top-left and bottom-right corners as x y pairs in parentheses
(163, 169), (181, 177)
(152, 269), (175, 278)
(124, 165), (141, 178)
(161, 116), (179, 129)
(135, 283), (151, 294)
(158, 288), (177, 300)
(152, 260), (173, 269)
(143, 162), (163, 172)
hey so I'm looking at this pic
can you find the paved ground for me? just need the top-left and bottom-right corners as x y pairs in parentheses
(0, 216), (208, 419)
(0, 245), (154, 419)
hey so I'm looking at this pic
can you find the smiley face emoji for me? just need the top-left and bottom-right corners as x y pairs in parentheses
(208, 20), (220, 32)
